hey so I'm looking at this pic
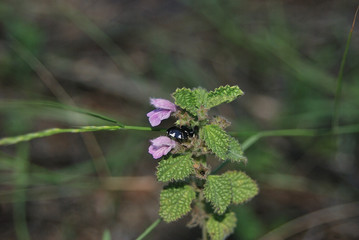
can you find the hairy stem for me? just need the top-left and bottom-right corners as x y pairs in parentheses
(202, 223), (208, 240)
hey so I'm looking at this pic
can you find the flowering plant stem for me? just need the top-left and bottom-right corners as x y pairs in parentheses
(136, 123), (359, 239)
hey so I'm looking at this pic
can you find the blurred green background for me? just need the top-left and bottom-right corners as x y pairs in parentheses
(0, 0), (359, 239)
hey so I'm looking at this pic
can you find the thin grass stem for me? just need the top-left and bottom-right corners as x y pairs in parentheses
(13, 144), (31, 240)
(135, 218), (161, 240)
(57, 2), (138, 74)
(102, 229), (111, 240)
(332, 6), (359, 129)
(241, 129), (318, 151)
(0, 100), (123, 126)
(212, 124), (359, 174)
(0, 125), (162, 146)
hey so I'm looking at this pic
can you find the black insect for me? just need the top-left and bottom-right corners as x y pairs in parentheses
(167, 126), (198, 141)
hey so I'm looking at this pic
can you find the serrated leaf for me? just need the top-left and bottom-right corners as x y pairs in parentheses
(206, 85), (244, 109)
(224, 171), (259, 204)
(159, 184), (196, 222)
(193, 87), (209, 107)
(206, 212), (237, 240)
(200, 125), (229, 160)
(157, 154), (194, 182)
(172, 88), (198, 115)
(225, 137), (246, 163)
(204, 171), (258, 214)
(204, 175), (231, 214)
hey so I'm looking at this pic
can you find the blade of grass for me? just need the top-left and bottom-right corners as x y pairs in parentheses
(0, 100), (123, 126)
(56, 2), (138, 74)
(0, 151), (95, 184)
(102, 229), (111, 240)
(0, 179), (98, 204)
(332, 5), (359, 129)
(136, 218), (161, 240)
(241, 129), (318, 151)
(188, 0), (336, 93)
(13, 143), (31, 240)
(258, 201), (359, 240)
(0, 125), (160, 146)
(212, 124), (359, 174)
(8, 33), (115, 179)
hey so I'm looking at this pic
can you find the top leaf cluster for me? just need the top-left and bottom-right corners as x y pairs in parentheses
(172, 85), (244, 117)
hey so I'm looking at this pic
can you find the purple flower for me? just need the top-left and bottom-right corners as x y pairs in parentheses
(147, 98), (177, 127)
(148, 136), (177, 159)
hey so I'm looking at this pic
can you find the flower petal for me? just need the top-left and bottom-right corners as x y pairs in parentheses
(148, 136), (177, 159)
(149, 145), (170, 159)
(147, 109), (172, 127)
(150, 98), (177, 112)
(150, 136), (177, 147)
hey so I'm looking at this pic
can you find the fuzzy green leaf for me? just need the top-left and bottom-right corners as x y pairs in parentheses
(157, 154), (194, 182)
(204, 175), (231, 214)
(206, 85), (244, 109)
(224, 171), (259, 204)
(172, 88), (198, 115)
(204, 171), (258, 214)
(159, 185), (196, 222)
(206, 212), (237, 240)
(193, 87), (209, 107)
(200, 125), (229, 160)
(225, 137), (246, 163)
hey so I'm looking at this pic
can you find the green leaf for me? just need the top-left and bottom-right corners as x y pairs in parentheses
(206, 212), (237, 240)
(200, 125), (229, 160)
(157, 154), (194, 182)
(172, 88), (198, 115)
(224, 171), (259, 204)
(206, 85), (244, 109)
(204, 171), (258, 214)
(172, 86), (243, 115)
(193, 87), (209, 107)
(204, 175), (231, 214)
(225, 137), (247, 163)
(159, 184), (196, 222)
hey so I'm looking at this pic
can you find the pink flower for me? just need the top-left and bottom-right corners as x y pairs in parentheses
(148, 136), (177, 159)
(147, 98), (177, 127)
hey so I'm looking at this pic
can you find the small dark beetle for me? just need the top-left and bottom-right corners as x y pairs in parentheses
(167, 126), (198, 141)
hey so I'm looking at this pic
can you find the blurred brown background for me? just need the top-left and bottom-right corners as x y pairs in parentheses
(0, 0), (359, 239)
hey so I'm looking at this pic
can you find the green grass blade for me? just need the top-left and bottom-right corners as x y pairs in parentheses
(13, 144), (31, 240)
(56, 2), (137, 74)
(0, 125), (156, 146)
(136, 218), (161, 240)
(212, 124), (359, 174)
(332, 6), (359, 129)
(0, 100), (123, 125)
(241, 129), (318, 151)
(102, 229), (111, 240)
